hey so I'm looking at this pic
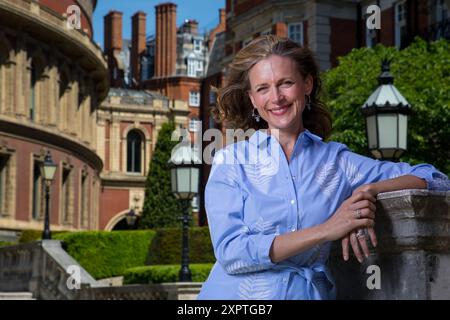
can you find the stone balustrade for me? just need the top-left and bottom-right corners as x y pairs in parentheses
(0, 240), (202, 300)
(328, 189), (450, 299)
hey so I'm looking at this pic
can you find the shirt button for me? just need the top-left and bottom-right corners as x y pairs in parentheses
(290, 199), (295, 205)
(283, 277), (288, 283)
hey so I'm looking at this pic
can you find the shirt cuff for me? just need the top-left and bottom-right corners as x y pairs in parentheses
(257, 233), (278, 267)
(410, 167), (450, 191)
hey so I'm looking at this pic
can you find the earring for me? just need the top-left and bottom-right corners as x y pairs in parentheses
(252, 108), (260, 122)
(306, 95), (312, 111)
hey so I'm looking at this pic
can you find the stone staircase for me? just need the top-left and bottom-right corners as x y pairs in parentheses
(0, 292), (35, 300)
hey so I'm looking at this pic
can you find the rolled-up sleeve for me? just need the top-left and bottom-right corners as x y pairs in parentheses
(336, 144), (450, 191)
(205, 149), (277, 275)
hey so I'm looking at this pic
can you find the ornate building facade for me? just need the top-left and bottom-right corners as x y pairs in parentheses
(0, 0), (189, 237)
(0, 0), (108, 237)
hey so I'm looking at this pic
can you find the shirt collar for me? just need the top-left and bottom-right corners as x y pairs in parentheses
(249, 128), (322, 148)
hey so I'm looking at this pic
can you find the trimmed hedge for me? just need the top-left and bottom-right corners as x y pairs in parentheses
(0, 241), (17, 247)
(147, 227), (215, 265)
(53, 230), (156, 280)
(123, 263), (214, 284)
(16, 227), (215, 280)
(19, 230), (67, 243)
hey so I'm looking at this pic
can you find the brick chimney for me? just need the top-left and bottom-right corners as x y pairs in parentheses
(104, 11), (123, 52)
(155, 2), (177, 77)
(181, 19), (199, 35)
(271, 22), (287, 37)
(209, 9), (226, 49)
(104, 11), (123, 87)
(131, 11), (147, 85)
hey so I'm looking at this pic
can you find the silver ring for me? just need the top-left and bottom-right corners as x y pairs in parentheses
(356, 229), (366, 238)
(355, 209), (362, 219)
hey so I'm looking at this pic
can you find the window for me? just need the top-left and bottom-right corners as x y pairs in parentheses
(187, 59), (195, 77)
(189, 118), (201, 132)
(189, 91), (200, 107)
(30, 62), (37, 121)
(32, 160), (44, 220)
(80, 171), (88, 228)
(394, 1), (407, 49)
(194, 39), (202, 52)
(127, 130), (142, 173)
(366, 28), (377, 48)
(209, 90), (217, 105)
(288, 22), (304, 45)
(435, 0), (448, 24)
(191, 195), (199, 212)
(61, 166), (73, 224)
(0, 156), (7, 216)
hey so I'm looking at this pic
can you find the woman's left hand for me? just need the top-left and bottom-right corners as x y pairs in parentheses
(342, 184), (378, 263)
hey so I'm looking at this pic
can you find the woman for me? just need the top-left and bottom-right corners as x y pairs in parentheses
(197, 35), (449, 300)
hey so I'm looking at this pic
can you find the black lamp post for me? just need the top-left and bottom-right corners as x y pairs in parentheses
(168, 144), (201, 282)
(40, 151), (57, 240)
(361, 59), (412, 161)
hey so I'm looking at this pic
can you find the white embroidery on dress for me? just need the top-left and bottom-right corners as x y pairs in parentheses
(238, 274), (272, 300)
(226, 261), (269, 274)
(338, 157), (364, 187)
(251, 217), (277, 234)
(315, 161), (341, 198)
(243, 153), (279, 193)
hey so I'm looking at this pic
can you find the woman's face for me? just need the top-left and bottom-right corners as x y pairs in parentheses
(247, 55), (313, 134)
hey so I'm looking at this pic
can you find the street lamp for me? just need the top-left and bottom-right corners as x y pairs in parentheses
(168, 144), (201, 282)
(40, 151), (57, 240)
(125, 208), (137, 229)
(361, 59), (412, 161)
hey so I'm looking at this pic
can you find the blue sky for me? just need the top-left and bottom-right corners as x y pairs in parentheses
(93, 0), (225, 48)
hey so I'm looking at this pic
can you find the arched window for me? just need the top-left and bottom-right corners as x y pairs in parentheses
(127, 130), (143, 173)
(30, 61), (37, 121)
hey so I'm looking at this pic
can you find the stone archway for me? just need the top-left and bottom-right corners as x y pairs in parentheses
(104, 210), (140, 231)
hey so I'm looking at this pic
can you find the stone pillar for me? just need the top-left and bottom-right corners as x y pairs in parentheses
(328, 189), (450, 299)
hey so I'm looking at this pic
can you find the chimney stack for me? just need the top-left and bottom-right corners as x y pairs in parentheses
(271, 22), (287, 37)
(181, 19), (198, 35)
(155, 2), (177, 77)
(104, 11), (123, 53)
(104, 11), (123, 87)
(219, 8), (225, 26)
(131, 11), (147, 85)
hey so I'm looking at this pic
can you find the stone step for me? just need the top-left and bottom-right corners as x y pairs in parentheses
(0, 292), (35, 300)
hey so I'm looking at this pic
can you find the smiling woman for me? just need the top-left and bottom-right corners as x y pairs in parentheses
(198, 35), (450, 300)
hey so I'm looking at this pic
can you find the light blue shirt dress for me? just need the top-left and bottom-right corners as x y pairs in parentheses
(197, 129), (450, 300)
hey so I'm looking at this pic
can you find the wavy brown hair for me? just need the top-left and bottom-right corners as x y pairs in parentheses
(212, 35), (332, 139)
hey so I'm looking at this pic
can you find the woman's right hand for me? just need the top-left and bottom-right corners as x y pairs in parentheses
(320, 191), (376, 242)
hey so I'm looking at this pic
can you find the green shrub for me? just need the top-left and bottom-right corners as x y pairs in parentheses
(53, 230), (156, 279)
(0, 241), (17, 247)
(19, 230), (67, 243)
(123, 263), (214, 284)
(147, 227), (215, 265)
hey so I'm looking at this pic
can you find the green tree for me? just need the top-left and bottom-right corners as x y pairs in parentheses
(323, 38), (450, 175)
(139, 121), (182, 228)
